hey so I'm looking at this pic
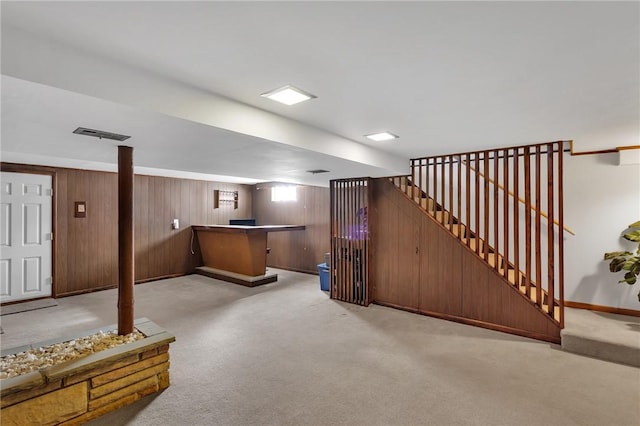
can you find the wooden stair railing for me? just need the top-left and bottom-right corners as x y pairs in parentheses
(389, 140), (568, 326)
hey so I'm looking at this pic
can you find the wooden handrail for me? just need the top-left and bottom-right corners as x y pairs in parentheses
(459, 158), (576, 236)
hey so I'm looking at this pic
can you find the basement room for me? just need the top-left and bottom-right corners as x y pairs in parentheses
(1, 2), (639, 425)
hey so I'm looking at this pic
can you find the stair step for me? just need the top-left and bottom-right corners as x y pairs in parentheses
(445, 223), (466, 237)
(462, 237), (484, 253)
(432, 211), (451, 224)
(414, 197), (433, 210)
(483, 252), (503, 269)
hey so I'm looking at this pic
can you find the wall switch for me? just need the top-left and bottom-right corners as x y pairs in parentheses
(172, 219), (180, 230)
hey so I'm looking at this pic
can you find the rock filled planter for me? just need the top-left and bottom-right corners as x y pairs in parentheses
(0, 318), (175, 425)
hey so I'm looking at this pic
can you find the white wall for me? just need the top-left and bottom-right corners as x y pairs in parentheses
(564, 152), (640, 310)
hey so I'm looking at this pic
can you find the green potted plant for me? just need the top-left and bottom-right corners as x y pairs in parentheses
(604, 220), (640, 301)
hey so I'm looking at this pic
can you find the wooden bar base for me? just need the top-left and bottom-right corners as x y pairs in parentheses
(194, 266), (278, 287)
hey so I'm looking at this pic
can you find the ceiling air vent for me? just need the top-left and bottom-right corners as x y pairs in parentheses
(72, 127), (131, 142)
(307, 169), (330, 174)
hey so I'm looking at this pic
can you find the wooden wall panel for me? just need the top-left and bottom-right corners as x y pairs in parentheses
(252, 183), (330, 274)
(370, 177), (560, 343)
(420, 217), (463, 316)
(1, 163), (253, 297)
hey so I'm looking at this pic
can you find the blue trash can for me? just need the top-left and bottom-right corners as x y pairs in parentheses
(318, 263), (330, 291)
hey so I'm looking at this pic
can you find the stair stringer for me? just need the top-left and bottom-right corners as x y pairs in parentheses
(370, 177), (561, 343)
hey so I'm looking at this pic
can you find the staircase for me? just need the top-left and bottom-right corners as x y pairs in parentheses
(329, 141), (568, 343)
(391, 175), (561, 323)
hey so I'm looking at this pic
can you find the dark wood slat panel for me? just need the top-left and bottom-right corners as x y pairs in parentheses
(513, 149), (520, 287)
(474, 154), (480, 255)
(483, 154), (489, 259)
(524, 147), (532, 297)
(535, 145), (542, 308)
(503, 149), (509, 279)
(547, 143), (555, 312)
(493, 151), (499, 271)
(557, 142), (565, 327)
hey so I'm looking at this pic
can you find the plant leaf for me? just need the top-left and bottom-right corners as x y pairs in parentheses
(623, 230), (640, 242)
(609, 257), (627, 272)
(628, 220), (640, 228)
(604, 251), (631, 260)
(620, 271), (637, 285)
(622, 258), (638, 270)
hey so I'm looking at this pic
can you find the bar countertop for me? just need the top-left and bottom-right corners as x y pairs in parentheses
(193, 224), (305, 234)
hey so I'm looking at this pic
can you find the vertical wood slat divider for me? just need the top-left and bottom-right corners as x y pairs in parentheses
(535, 145), (542, 308)
(433, 158), (438, 219)
(440, 156), (445, 224)
(513, 148), (520, 287)
(449, 155), (454, 230)
(361, 179), (364, 304)
(547, 143), (555, 313)
(524, 147), (532, 297)
(330, 180), (335, 299)
(348, 180), (353, 304)
(493, 151), (499, 271)
(341, 180), (344, 302)
(457, 155), (462, 240)
(465, 154), (471, 249)
(475, 153), (481, 255)
(352, 180), (356, 304)
(558, 142), (565, 326)
(364, 179), (375, 305)
(347, 180), (351, 303)
(411, 160), (416, 200)
(425, 159), (430, 210)
(483, 153), (490, 259)
(418, 159), (423, 205)
(503, 149), (509, 279)
(354, 180), (359, 304)
(336, 180), (341, 301)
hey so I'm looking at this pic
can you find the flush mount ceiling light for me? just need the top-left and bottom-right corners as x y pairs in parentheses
(261, 84), (317, 106)
(365, 132), (398, 142)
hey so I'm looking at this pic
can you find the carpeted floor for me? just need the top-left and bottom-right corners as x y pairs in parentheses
(1, 270), (638, 426)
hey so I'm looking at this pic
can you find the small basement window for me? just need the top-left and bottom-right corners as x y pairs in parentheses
(271, 185), (297, 202)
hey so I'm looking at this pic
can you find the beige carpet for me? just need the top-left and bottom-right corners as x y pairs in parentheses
(1, 270), (638, 426)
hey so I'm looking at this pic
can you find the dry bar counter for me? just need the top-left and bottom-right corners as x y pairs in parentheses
(193, 225), (305, 286)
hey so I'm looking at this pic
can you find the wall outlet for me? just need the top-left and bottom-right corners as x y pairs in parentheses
(172, 219), (179, 230)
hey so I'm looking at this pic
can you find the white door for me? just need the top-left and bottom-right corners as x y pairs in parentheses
(0, 172), (53, 303)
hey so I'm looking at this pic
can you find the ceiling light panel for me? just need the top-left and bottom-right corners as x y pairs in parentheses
(365, 132), (398, 142)
(261, 85), (317, 106)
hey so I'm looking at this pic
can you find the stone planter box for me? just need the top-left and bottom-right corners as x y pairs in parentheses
(0, 318), (175, 425)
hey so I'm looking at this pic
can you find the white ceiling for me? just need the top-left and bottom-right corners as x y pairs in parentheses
(1, 1), (638, 186)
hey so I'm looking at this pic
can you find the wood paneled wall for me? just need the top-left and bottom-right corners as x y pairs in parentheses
(370, 178), (561, 343)
(1, 163), (252, 297)
(252, 183), (329, 274)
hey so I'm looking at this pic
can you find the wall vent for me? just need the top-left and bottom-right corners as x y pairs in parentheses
(73, 127), (131, 142)
(307, 169), (330, 174)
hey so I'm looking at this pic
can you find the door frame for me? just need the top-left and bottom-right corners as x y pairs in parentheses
(1, 162), (57, 303)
